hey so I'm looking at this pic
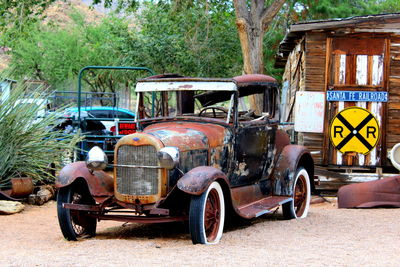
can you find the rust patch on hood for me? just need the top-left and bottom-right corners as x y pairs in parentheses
(144, 122), (228, 151)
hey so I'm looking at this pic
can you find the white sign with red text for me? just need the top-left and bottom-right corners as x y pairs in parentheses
(294, 91), (325, 133)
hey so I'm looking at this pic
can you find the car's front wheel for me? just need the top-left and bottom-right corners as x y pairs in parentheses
(282, 167), (311, 219)
(189, 181), (225, 245)
(57, 184), (97, 240)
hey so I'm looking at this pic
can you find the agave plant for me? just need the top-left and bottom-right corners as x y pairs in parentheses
(0, 79), (81, 189)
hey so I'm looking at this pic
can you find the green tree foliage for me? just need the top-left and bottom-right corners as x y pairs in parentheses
(0, 0), (56, 46)
(284, 0), (400, 23)
(89, 0), (400, 79)
(133, 1), (242, 77)
(10, 12), (137, 92)
(10, 3), (242, 91)
(93, 0), (139, 12)
(7, 0), (400, 86)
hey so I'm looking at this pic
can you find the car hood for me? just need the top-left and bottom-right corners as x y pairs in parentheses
(143, 122), (229, 151)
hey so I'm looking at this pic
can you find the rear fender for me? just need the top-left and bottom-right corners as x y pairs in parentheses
(177, 166), (230, 196)
(273, 145), (314, 196)
(56, 161), (114, 198)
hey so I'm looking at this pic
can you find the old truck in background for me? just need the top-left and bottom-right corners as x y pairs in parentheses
(56, 74), (314, 245)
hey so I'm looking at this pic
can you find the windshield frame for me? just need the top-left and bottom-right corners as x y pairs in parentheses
(135, 78), (237, 93)
(135, 90), (236, 124)
(135, 79), (238, 124)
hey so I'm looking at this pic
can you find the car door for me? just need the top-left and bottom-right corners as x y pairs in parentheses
(231, 120), (275, 187)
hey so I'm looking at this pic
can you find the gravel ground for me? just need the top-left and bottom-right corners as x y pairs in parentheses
(0, 198), (399, 267)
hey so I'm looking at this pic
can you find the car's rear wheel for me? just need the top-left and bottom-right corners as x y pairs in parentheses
(57, 184), (97, 241)
(282, 167), (311, 219)
(189, 181), (225, 245)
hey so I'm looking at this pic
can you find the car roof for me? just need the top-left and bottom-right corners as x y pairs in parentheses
(136, 78), (237, 92)
(136, 74), (277, 92)
(66, 106), (135, 115)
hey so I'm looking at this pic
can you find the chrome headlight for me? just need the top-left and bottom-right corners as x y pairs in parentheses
(157, 147), (179, 169)
(86, 146), (108, 171)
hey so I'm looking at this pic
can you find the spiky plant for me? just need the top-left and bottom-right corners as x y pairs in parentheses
(0, 79), (81, 189)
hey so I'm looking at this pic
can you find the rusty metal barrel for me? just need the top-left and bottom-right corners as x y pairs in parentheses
(10, 178), (34, 198)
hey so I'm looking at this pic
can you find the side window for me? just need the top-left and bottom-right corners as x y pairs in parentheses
(88, 110), (110, 118)
(116, 111), (134, 119)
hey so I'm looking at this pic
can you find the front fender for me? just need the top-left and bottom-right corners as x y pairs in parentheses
(56, 161), (114, 198)
(177, 166), (229, 196)
(273, 145), (314, 196)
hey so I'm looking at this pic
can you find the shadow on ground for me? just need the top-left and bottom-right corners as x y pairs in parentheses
(94, 208), (286, 241)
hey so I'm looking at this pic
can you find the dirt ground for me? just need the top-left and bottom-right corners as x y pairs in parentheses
(0, 198), (399, 267)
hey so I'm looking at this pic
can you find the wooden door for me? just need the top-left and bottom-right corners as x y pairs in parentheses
(325, 36), (389, 167)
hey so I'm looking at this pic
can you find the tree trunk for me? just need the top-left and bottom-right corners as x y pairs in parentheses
(234, 0), (286, 114)
(236, 18), (265, 114)
(236, 18), (265, 74)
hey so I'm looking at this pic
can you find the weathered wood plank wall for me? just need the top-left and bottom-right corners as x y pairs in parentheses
(388, 36), (400, 149)
(298, 32), (327, 164)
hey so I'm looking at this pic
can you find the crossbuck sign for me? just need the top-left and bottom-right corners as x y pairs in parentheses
(329, 107), (380, 155)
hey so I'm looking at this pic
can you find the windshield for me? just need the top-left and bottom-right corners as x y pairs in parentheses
(137, 90), (235, 123)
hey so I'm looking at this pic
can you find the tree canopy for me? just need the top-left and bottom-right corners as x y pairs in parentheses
(0, 0), (57, 46)
(3, 0), (400, 91)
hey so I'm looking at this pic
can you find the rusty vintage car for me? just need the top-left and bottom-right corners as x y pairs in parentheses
(56, 74), (314, 244)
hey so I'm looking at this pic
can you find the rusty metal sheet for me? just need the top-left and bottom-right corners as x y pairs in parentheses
(10, 178), (34, 198)
(177, 166), (229, 196)
(64, 202), (184, 223)
(231, 184), (266, 209)
(93, 214), (187, 224)
(63, 203), (102, 212)
(233, 74), (277, 84)
(233, 74), (278, 98)
(273, 145), (314, 196)
(338, 176), (400, 208)
(56, 161), (114, 198)
(144, 122), (229, 150)
(237, 196), (291, 219)
(275, 129), (291, 155)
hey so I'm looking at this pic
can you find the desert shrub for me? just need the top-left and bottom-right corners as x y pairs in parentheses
(0, 80), (81, 189)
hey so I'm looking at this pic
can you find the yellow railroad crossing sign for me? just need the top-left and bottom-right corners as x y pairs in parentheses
(330, 107), (379, 155)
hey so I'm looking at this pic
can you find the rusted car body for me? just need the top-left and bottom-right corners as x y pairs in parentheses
(338, 146), (400, 208)
(338, 176), (400, 208)
(56, 74), (314, 244)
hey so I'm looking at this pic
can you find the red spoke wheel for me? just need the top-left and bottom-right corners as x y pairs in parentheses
(283, 167), (311, 219)
(57, 184), (97, 241)
(189, 181), (225, 244)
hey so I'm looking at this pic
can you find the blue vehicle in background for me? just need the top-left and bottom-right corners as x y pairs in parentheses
(55, 66), (155, 163)
(58, 106), (137, 164)
(64, 106), (136, 133)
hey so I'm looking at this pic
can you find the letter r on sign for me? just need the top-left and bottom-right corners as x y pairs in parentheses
(367, 126), (376, 138)
(334, 126), (344, 138)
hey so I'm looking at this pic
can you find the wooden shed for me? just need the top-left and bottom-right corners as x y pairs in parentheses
(276, 13), (400, 186)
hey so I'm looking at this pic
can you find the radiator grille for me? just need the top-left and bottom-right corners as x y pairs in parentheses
(116, 145), (159, 195)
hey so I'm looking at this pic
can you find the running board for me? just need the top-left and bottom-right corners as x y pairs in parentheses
(236, 196), (292, 219)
